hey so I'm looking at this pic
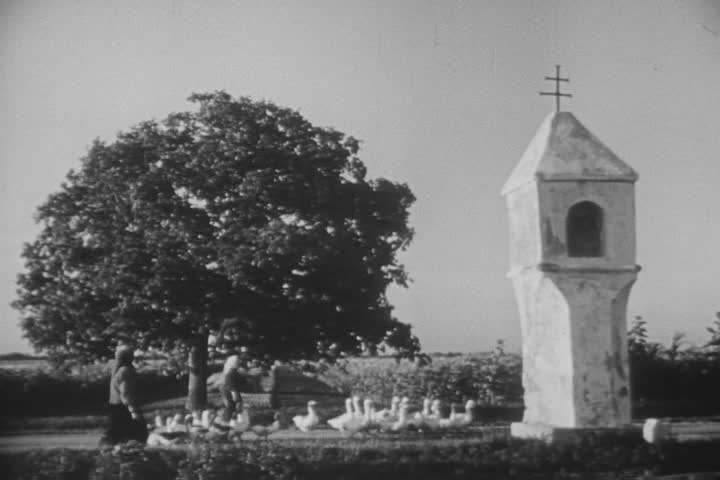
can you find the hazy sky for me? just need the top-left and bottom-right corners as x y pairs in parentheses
(1, 0), (719, 354)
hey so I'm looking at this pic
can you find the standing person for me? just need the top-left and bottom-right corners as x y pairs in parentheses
(220, 354), (246, 423)
(100, 344), (147, 445)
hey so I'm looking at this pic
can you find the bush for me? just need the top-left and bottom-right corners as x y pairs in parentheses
(628, 317), (720, 414)
(316, 341), (523, 407)
(3, 436), (720, 480)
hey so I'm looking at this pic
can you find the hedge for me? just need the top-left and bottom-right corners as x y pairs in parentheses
(0, 367), (185, 417)
(2, 435), (720, 480)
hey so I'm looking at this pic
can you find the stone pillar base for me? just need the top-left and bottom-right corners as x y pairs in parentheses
(511, 422), (641, 444)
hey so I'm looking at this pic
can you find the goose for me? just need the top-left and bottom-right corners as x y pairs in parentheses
(429, 399), (442, 418)
(376, 397), (404, 431)
(184, 413), (194, 428)
(200, 409), (214, 429)
(327, 398), (354, 430)
(351, 395), (364, 419)
(342, 398), (374, 436)
(230, 408), (250, 433)
(439, 403), (459, 429)
(364, 399), (379, 428)
(413, 398), (432, 422)
(252, 413), (281, 439)
(188, 411), (205, 434)
(147, 431), (177, 446)
(293, 400), (320, 432)
(147, 413), (188, 444)
(417, 399), (442, 430)
(391, 402), (411, 432)
(191, 411), (202, 427)
(461, 399), (477, 425)
(154, 414), (165, 431)
(373, 396), (400, 422)
(167, 413), (186, 433)
(441, 400), (477, 429)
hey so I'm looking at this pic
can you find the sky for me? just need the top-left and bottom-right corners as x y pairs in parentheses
(1, 0), (719, 355)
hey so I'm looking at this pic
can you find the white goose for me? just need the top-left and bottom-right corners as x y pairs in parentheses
(147, 412), (187, 446)
(351, 395), (364, 419)
(293, 400), (320, 432)
(460, 399), (477, 426)
(188, 411), (204, 434)
(154, 414), (165, 431)
(230, 408), (250, 433)
(439, 403), (459, 429)
(200, 409), (214, 429)
(167, 413), (186, 433)
(391, 401), (411, 431)
(441, 399), (477, 429)
(342, 398), (374, 436)
(419, 399), (442, 430)
(413, 398), (432, 423)
(373, 396), (400, 422)
(327, 398), (354, 430)
(184, 414), (194, 430)
(377, 397), (405, 431)
(430, 399), (442, 418)
(147, 431), (176, 446)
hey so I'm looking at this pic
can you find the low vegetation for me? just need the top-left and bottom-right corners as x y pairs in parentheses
(3, 435), (720, 480)
(2, 331), (720, 426)
(2, 315), (719, 430)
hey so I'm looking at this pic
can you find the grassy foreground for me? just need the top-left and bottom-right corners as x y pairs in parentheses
(2, 433), (720, 480)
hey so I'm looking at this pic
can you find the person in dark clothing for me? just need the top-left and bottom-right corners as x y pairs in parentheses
(100, 344), (147, 445)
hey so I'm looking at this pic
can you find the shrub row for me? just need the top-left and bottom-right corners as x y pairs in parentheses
(2, 343), (720, 418)
(0, 366), (185, 416)
(316, 343), (523, 406)
(3, 436), (720, 480)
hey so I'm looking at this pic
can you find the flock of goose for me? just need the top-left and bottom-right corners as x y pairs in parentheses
(298, 396), (477, 434)
(146, 410), (281, 446)
(146, 396), (477, 446)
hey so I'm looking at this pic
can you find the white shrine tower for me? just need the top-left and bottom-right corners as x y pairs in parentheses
(502, 101), (641, 436)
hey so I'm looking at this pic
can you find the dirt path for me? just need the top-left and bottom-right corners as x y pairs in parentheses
(0, 430), (346, 452)
(0, 431), (102, 452)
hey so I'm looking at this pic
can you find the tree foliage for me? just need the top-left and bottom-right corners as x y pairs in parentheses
(14, 91), (419, 366)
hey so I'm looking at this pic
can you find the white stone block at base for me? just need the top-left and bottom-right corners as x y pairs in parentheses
(511, 422), (556, 441)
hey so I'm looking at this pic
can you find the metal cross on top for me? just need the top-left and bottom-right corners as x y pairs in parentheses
(540, 65), (572, 112)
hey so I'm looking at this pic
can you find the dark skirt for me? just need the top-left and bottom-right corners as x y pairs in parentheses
(100, 404), (148, 445)
(221, 386), (245, 422)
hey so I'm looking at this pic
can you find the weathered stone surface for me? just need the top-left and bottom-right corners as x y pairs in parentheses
(503, 111), (640, 431)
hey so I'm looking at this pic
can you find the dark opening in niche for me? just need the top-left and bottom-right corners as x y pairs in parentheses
(566, 201), (604, 257)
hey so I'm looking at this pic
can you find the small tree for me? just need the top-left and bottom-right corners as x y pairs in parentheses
(13, 92), (420, 409)
(705, 311), (720, 359)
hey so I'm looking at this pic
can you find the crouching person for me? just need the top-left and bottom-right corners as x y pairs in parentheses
(100, 344), (148, 445)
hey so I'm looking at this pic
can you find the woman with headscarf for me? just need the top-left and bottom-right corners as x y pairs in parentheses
(220, 354), (247, 423)
(100, 344), (147, 445)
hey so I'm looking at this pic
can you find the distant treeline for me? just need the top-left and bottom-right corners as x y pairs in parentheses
(0, 352), (45, 361)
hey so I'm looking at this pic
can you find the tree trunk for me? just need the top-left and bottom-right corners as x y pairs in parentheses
(187, 335), (209, 411)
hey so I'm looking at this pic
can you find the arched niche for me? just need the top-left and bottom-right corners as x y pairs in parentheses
(566, 201), (604, 257)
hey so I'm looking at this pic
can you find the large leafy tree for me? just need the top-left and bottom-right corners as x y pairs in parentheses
(13, 92), (419, 408)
